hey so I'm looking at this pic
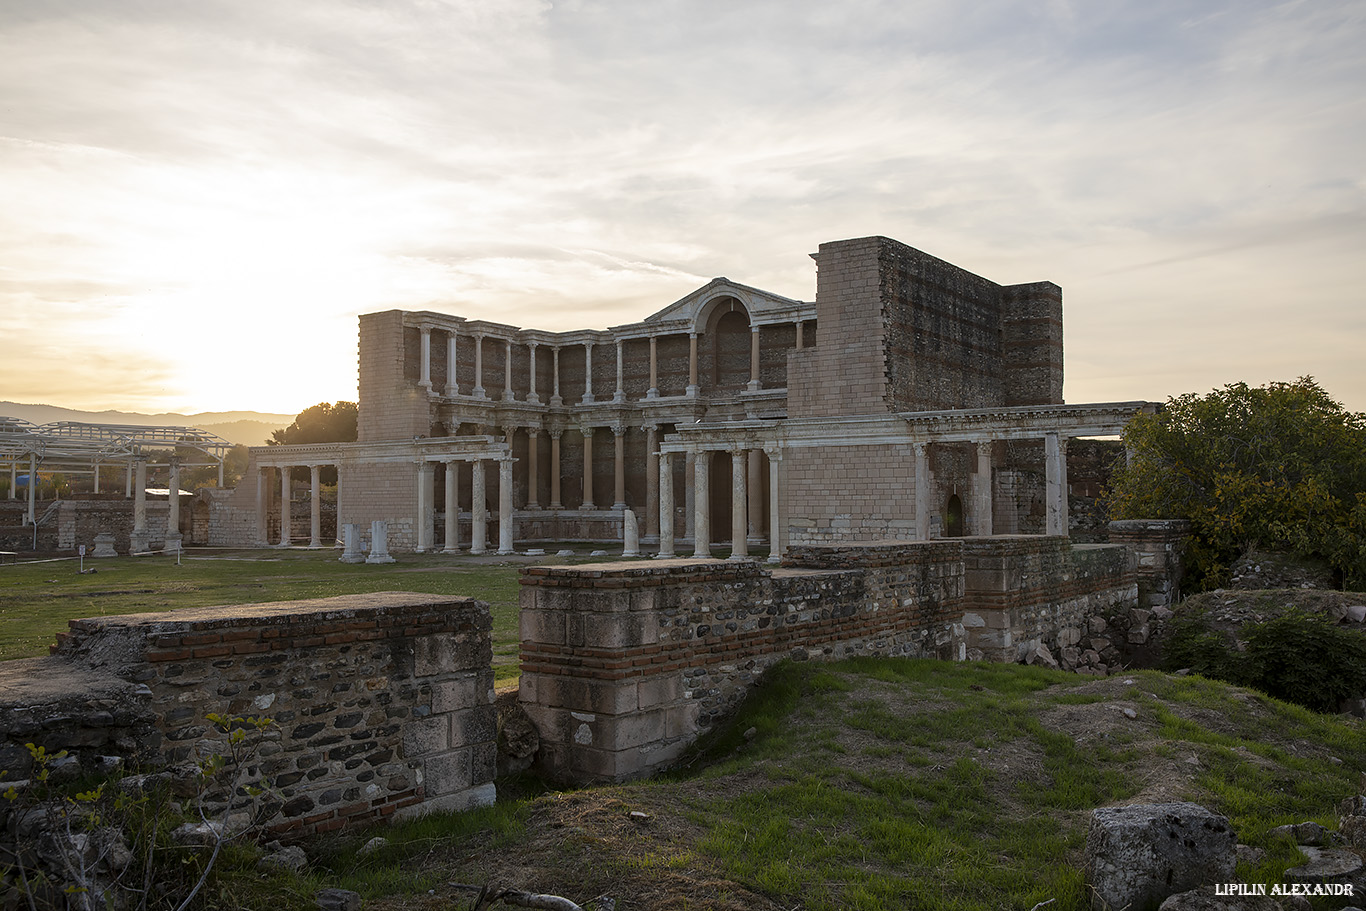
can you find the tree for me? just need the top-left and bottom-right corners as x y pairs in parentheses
(1107, 378), (1366, 591)
(268, 401), (358, 446)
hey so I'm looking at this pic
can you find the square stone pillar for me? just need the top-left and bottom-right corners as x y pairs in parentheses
(1044, 432), (1069, 536)
(914, 443), (930, 540)
(498, 458), (515, 555)
(255, 467), (269, 546)
(415, 461), (434, 552)
(972, 440), (993, 537)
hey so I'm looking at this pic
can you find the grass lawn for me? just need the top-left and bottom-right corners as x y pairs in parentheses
(206, 659), (1366, 911)
(0, 548), (533, 679)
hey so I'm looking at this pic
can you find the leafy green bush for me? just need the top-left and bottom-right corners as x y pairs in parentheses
(1163, 609), (1366, 713)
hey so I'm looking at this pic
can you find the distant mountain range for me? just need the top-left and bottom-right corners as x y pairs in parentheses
(0, 402), (293, 447)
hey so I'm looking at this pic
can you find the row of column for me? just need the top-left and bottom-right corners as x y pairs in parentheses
(911, 434), (1069, 538)
(256, 464), (329, 549)
(415, 458), (515, 556)
(417, 320), (812, 402)
(656, 447), (783, 563)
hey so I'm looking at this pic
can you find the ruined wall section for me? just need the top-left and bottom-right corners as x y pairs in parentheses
(880, 238), (1006, 412)
(358, 311), (432, 443)
(1000, 282), (1064, 406)
(960, 537), (1134, 662)
(519, 549), (965, 783)
(786, 237), (889, 419)
(42, 592), (496, 837)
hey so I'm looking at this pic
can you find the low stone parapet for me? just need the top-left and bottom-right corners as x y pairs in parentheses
(18, 592), (497, 837)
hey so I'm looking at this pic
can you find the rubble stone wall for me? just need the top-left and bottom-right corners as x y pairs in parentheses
(4, 592), (496, 838)
(521, 535), (1145, 784)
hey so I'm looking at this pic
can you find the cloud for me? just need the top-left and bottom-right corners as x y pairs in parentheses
(0, 0), (1363, 413)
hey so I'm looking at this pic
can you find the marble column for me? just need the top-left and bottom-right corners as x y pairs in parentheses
(419, 325), (432, 390)
(730, 449), (748, 559)
(445, 330), (460, 396)
(443, 460), (460, 553)
(914, 443), (930, 540)
(767, 447), (783, 563)
(93, 462), (101, 494)
(166, 459), (181, 544)
(26, 453), (38, 526)
(472, 334), (486, 399)
(582, 342), (595, 404)
(612, 425), (627, 509)
(255, 467), (269, 545)
(503, 340), (515, 401)
(1045, 432), (1069, 536)
(526, 429), (541, 509)
(279, 465), (292, 547)
(644, 425), (659, 537)
(613, 340), (626, 403)
(550, 346), (562, 406)
(796, 319), (804, 350)
(8, 460), (15, 500)
(647, 337), (659, 398)
(309, 465), (322, 547)
(684, 450), (695, 540)
(471, 460), (487, 555)
(747, 325), (761, 392)
(125, 461), (132, 498)
(692, 450), (710, 557)
(498, 458), (514, 555)
(686, 333), (699, 397)
(581, 427), (595, 508)
(747, 450), (762, 540)
(131, 458), (147, 544)
(549, 430), (563, 509)
(527, 343), (541, 404)
(657, 451), (675, 557)
(415, 460), (434, 552)
(973, 440), (993, 537)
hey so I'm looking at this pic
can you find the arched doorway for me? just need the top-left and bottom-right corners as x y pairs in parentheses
(944, 494), (964, 537)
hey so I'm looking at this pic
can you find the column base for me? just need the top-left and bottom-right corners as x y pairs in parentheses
(646, 388), (658, 399)
(473, 387), (487, 399)
(580, 394), (595, 405)
(727, 553), (750, 561)
(526, 394), (541, 405)
(129, 532), (150, 555)
(526, 501), (541, 510)
(612, 501), (628, 509)
(746, 381), (761, 392)
(339, 554), (366, 564)
(613, 391), (626, 403)
(365, 554), (396, 564)
(685, 385), (698, 397)
(767, 554), (782, 564)
(308, 539), (322, 548)
(549, 395), (563, 406)
(444, 386), (459, 397)
(470, 546), (487, 556)
(549, 502), (564, 510)
(497, 546), (514, 555)
(654, 551), (676, 559)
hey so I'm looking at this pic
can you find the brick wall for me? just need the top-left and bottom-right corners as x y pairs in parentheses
(358, 310), (431, 442)
(520, 536), (1137, 783)
(33, 592), (496, 837)
(783, 443), (919, 543)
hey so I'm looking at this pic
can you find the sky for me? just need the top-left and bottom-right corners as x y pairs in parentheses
(1, 0), (1363, 417)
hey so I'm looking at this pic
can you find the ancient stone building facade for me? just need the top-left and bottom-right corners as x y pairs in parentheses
(216, 235), (1151, 553)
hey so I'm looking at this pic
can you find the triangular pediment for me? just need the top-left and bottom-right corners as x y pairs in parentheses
(620, 278), (812, 333)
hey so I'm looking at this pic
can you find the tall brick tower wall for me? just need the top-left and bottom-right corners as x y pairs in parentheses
(358, 310), (433, 442)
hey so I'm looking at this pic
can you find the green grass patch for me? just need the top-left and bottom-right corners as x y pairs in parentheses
(0, 549), (527, 671)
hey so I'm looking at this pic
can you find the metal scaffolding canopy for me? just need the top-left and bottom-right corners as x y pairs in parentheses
(0, 418), (234, 473)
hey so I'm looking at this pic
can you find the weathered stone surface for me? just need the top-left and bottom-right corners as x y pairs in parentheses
(1268, 821), (1332, 846)
(316, 887), (362, 911)
(1340, 815), (1366, 850)
(258, 845), (308, 873)
(1086, 802), (1236, 911)
(1157, 886), (1280, 910)
(1284, 847), (1366, 893)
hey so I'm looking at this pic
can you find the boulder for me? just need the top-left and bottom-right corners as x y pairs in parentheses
(1283, 846), (1366, 894)
(317, 888), (362, 911)
(1086, 802), (1237, 911)
(1268, 821), (1332, 846)
(1158, 886), (1279, 910)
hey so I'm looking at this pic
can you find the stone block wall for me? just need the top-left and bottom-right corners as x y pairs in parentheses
(358, 310), (431, 443)
(959, 537), (1135, 662)
(783, 442), (919, 545)
(1107, 519), (1192, 610)
(32, 592), (495, 838)
(521, 536), (1145, 784)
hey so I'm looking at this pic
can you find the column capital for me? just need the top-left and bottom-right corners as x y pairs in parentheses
(610, 422), (626, 437)
(579, 424), (595, 438)
(526, 426), (541, 438)
(547, 428), (564, 440)
(527, 340), (538, 350)
(763, 443), (784, 460)
(642, 422), (659, 434)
